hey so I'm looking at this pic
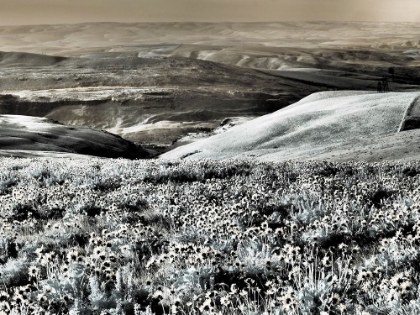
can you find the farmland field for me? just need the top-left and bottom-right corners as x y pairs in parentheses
(1, 158), (420, 314)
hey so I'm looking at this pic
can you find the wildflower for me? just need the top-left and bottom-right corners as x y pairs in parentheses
(322, 255), (331, 267)
(230, 283), (238, 295)
(220, 296), (230, 306)
(400, 281), (412, 294)
(199, 298), (212, 313)
(0, 291), (9, 302)
(266, 287), (278, 295)
(337, 303), (346, 312)
(120, 244), (131, 253)
(28, 265), (39, 278)
(264, 258), (272, 268)
(146, 257), (155, 269)
(152, 290), (163, 300)
(44, 285), (53, 293)
(0, 301), (10, 314)
(338, 243), (348, 250)
(61, 264), (69, 273)
(245, 278), (255, 286)
(40, 252), (54, 265)
(67, 249), (79, 261)
(386, 289), (399, 302)
(35, 245), (44, 255)
(278, 292), (297, 311)
(108, 253), (118, 262)
(12, 293), (26, 305)
(105, 269), (115, 281)
(239, 289), (248, 297)
(328, 293), (341, 305)
(102, 259), (112, 268)
(37, 294), (48, 304)
(93, 246), (105, 256)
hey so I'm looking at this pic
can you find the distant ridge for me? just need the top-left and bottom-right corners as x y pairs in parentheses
(0, 51), (67, 66)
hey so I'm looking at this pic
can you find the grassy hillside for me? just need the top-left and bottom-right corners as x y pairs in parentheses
(1, 158), (420, 314)
(162, 91), (420, 161)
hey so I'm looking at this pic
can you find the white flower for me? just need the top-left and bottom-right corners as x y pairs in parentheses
(152, 290), (163, 299)
(28, 265), (40, 277)
(239, 289), (248, 297)
(146, 257), (155, 269)
(35, 245), (44, 254)
(337, 303), (346, 312)
(199, 298), (213, 313)
(220, 296), (230, 306)
(322, 256), (331, 267)
(0, 301), (10, 312)
(67, 249), (79, 261)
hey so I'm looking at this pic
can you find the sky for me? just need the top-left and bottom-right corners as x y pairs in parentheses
(1, 0), (420, 25)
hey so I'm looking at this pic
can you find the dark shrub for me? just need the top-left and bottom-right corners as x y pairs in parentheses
(10, 204), (41, 222)
(370, 189), (394, 208)
(316, 165), (339, 177)
(84, 206), (103, 217)
(403, 167), (418, 177)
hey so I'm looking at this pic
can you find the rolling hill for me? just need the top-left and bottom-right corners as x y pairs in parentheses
(0, 115), (148, 159)
(161, 91), (420, 162)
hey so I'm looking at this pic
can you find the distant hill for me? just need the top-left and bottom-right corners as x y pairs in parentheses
(0, 22), (419, 149)
(0, 51), (352, 148)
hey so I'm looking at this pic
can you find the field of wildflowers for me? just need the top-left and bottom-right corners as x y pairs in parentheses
(0, 157), (420, 315)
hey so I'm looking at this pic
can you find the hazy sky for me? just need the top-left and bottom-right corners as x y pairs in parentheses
(2, 0), (420, 25)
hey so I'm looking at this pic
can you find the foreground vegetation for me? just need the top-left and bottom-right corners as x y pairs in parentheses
(0, 157), (420, 315)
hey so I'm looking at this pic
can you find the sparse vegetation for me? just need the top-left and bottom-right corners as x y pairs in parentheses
(0, 157), (420, 314)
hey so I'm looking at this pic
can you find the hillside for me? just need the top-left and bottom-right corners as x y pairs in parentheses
(0, 115), (148, 158)
(161, 91), (420, 161)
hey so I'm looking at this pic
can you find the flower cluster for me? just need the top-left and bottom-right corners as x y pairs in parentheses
(0, 158), (419, 314)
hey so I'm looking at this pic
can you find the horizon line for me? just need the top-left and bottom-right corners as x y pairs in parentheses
(0, 20), (417, 27)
